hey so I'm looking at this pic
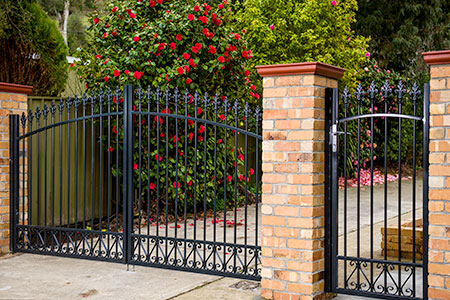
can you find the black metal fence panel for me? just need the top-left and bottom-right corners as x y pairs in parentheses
(10, 85), (262, 280)
(326, 81), (429, 299)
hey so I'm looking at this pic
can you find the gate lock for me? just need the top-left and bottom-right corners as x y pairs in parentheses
(330, 124), (349, 153)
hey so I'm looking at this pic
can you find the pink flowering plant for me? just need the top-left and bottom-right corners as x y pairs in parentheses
(338, 60), (422, 182)
(73, 0), (260, 216)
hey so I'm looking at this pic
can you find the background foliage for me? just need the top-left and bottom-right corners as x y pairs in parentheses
(0, 0), (68, 95)
(230, 0), (370, 86)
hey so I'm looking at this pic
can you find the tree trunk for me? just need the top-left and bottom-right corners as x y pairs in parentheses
(62, 0), (69, 45)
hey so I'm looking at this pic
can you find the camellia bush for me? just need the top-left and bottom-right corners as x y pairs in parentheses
(73, 0), (260, 217)
(231, 0), (370, 87)
(339, 60), (423, 178)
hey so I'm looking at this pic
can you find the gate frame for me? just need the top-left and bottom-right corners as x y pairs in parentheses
(324, 83), (430, 299)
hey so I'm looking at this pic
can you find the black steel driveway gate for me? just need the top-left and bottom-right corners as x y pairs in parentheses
(10, 85), (262, 280)
(325, 81), (429, 299)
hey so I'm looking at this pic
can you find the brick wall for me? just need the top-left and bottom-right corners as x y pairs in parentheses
(256, 63), (345, 300)
(423, 50), (450, 300)
(0, 83), (31, 254)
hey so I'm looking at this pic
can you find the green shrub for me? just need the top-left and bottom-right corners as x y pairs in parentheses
(0, 0), (68, 96)
(230, 0), (370, 87)
(74, 0), (259, 214)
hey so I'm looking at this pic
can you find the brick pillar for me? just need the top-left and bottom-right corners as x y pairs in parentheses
(0, 83), (31, 254)
(256, 63), (345, 300)
(423, 50), (450, 300)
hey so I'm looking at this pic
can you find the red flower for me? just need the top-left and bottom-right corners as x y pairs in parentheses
(95, 55), (101, 59)
(227, 175), (232, 182)
(155, 154), (162, 161)
(176, 67), (184, 75)
(113, 70), (120, 77)
(249, 168), (254, 176)
(104, 76), (109, 82)
(165, 74), (171, 81)
(250, 85), (256, 91)
(219, 114), (225, 121)
(204, 3), (211, 10)
(242, 50), (248, 58)
(202, 28), (208, 35)
(198, 135), (204, 142)
(238, 153), (244, 161)
(191, 46), (198, 54)
(156, 0), (163, 4)
(134, 163), (138, 170)
(194, 5), (200, 11)
(94, 18), (99, 24)
(187, 115), (194, 126)
(218, 139), (223, 144)
(134, 71), (143, 79)
(169, 42), (176, 50)
(103, 32), (108, 38)
(112, 6), (118, 12)
(197, 107), (202, 115)
(124, 70), (130, 75)
(218, 56), (225, 63)
(198, 125), (205, 134)
(218, 4), (224, 9)
(187, 14), (195, 21)
(182, 53), (190, 60)
(149, 0), (155, 7)
(213, 18), (221, 26)
(111, 28), (117, 36)
(127, 11), (136, 18)
(154, 116), (163, 123)
(186, 78), (192, 84)
(188, 58), (196, 67)
(133, 36), (140, 42)
(234, 34), (241, 40)
(173, 182), (180, 189)
(149, 182), (155, 190)
(113, 126), (117, 134)
(189, 132), (193, 141)
(176, 34), (182, 41)
(158, 43), (165, 50)
(198, 16), (207, 24)
(208, 45), (216, 54)
(211, 13), (217, 19)
(187, 180), (193, 186)
(195, 43), (202, 50)
(244, 70), (250, 76)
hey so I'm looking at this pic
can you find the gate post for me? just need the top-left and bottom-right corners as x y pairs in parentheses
(256, 63), (345, 299)
(423, 50), (450, 300)
(0, 83), (31, 254)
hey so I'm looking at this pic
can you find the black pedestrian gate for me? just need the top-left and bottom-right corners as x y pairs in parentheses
(325, 81), (429, 299)
(9, 85), (262, 280)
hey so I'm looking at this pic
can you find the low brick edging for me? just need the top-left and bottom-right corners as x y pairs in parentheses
(422, 50), (450, 300)
(0, 82), (31, 254)
(256, 62), (345, 300)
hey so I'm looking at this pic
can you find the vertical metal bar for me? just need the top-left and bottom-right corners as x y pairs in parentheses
(115, 89), (120, 256)
(369, 85), (376, 292)
(36, 111), (40, 227)
(254, 106), (260, 276)
(244, 104), (249, 274)
(22, 115), (27, 230)
(422, 83), (430, 300)
(164, 90), (169, 263)
(106, 91), (111, 255)
(398, 90), (403, 296)
(74, 98), (79, 235)
(9, 115), (19, 252)
(193, 93), (199, 266)
(138, 89), (142, 261)
(147, 87), (151, 259)
(98, 93), (103, 254)
(412, 87), (418, 297)
(331, 88), (339, 291)
(223, 98), (228, 271)
(51, 105), (55, 229)
(356, 92), (361, 289)
(82, 96), (87, 253)
(156, 88), (161, 262)
(233, 101), (239, 273)
(124, 85), (134, 265)
(90, 95), (95, 251)
(43, 110), (48, 227)
(66, 99), (71, 231)
(202, 94), (207, 269)
(384, 88), (389, 292)
(343, 96), (348, 289)
(183, 91), (188, 266)
(212, 97), (218, 270)
(174, 90), (179, 266)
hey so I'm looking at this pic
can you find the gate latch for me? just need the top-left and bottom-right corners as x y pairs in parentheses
(330, 124), (348, 152)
